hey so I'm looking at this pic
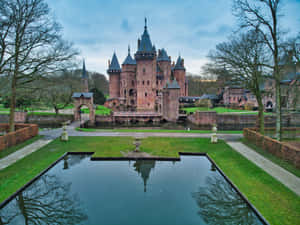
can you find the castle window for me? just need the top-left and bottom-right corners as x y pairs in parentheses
(142, 80), (145, 85)
(143, 68), (146, 75)
(156, 90), (159, 96)
(132, 80), (134, 86)
(147, 80), (150, 85)
(124, 89), (126, 96)
(145, 92), (147, 97)
(156, 81), (158, 85)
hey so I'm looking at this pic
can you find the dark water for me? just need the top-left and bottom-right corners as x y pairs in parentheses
(0, 155), (265, 225)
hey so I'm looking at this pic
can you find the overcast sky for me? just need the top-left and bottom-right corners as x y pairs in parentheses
(46, 0), (300, 77)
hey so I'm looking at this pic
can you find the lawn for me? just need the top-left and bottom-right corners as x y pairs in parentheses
(0, 137), (299, 225)
(0, 135), (42, 159)
(82, 105), (111, 115)
(182, 106), (273, 115)
(76, 127), (243, 134)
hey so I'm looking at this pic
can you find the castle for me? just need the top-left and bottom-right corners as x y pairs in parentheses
(105, 19), (188, 120)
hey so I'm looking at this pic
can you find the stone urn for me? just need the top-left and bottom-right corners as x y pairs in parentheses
(211, 124), (218, 143)
(61, 122), (69, 142)
(134, 138), (141, 152)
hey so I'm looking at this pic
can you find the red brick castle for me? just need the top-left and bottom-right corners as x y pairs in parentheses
(105, 18), (188, 118)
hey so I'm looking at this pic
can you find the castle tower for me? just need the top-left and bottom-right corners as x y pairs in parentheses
(121, 46), (137, 109)
(162, 80), (180, 121)
(107, 52), (121, 98)
(134, 18), (157, 112)
(157, 48), (171, 89)
(81, 60), (89, 92)
(173, 55), (187, 96)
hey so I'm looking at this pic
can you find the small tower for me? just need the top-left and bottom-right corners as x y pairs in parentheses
(173, 55), (187, 96)
(107, 52), (121, 98)
(162, 80), (180, 122)
(157, 48), (171, 84)
(121, 45), (137, 109)
(81, 59), (89, 92)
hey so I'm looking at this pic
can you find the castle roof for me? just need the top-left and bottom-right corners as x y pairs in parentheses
(107, 52), (121, 73)
(164, 80), (180, 89)
(138, 19), (153, 52)
(174, 56), (185, 70)
(123, 46), (136, 65)
(82, 59), (88, 79)
(157, 48), (170, 62)
(72, 92), (93, 98)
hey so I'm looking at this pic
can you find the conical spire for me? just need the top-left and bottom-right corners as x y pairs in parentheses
(174, 55), (185, 70)
(123, 45), (136, 65)
(157, 48), (170, 62)
(107, 52), (121, 73)
(82, 59), (88, 79)
(137, 18), (154, 52)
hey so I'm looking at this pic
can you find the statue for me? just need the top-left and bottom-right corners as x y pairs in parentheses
(211, 124), (218, 143)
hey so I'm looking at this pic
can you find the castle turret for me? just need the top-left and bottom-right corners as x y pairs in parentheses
(81, 59), (89, 92)
(173, 55), (187, 96)
(107, 52), (121, 98)
(157, 48), (171, 85)
(162, 80), (180, 121)
(135, 18), (157, 111)
(121, 46), (137, 109)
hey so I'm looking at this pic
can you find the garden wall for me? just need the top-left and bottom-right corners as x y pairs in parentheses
(26, 114), (74, 127)
(243, 128), (300, 168)
(187, 111), (300, 130)
(0, 123), (39, 151)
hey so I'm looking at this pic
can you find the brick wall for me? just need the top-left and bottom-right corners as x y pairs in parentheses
(243, 128), (300, 168)
(0, 123), (39, 151)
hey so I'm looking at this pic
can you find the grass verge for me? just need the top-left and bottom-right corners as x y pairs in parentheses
(75, 127), (243, 134)
(0, 137), (299, 225)
(241, 138), (300, 178)
(0, 135), (43, 159)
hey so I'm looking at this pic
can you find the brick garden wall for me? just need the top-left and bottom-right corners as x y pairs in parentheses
(0, 123), (39, 151)
(187, 111), (300, 130)
(243, 128), (300, 168)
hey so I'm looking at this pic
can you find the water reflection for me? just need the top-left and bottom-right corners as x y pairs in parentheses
(0, 174), (87, 225)
(63, 154), (89, 170)
(192, 175), (262, 225)
(133, 160), (156, 192)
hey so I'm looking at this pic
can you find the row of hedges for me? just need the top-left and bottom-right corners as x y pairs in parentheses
(243, 128), (300, 168)
(0, 124), (38, 151)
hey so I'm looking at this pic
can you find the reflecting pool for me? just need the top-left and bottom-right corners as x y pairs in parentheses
(0, 155), (266, 225)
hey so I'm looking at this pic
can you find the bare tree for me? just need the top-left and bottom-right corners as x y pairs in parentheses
(204, 30), (270, 133)
(0, 0), (78, 131)
(233, 0), (283, 139)
(39, 70), (81, 114)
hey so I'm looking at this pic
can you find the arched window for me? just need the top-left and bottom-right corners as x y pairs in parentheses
(124, 89), (126, 96)
(142, 80), (145, 85)
(145, 92), (147, 97)
(147, 80), (150, 85)
(143, 68), (146, 75)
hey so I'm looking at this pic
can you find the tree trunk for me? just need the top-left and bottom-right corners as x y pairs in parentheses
(256, 93), (265, 134)
(9, 73), (17, 132)
(275, 80), (282, 140)
(55, 107), (59, 115)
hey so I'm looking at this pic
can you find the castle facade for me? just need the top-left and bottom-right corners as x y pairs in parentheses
(105, 19), (188, 114)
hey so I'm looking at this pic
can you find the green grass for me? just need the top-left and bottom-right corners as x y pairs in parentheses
(241, 138), (300, 178)
(75, 127), (243, 134)
(0, 135), (43, 159)
(82, 105), (111, 115)
(182, 107), (273, 115)
(0, 137), (299, 225)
